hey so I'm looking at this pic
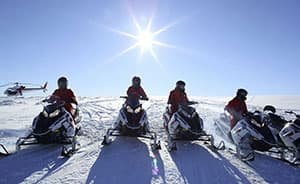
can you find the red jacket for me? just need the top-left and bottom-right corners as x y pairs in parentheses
(225, 97), (248, 129)
(127, 86), (147, 98)
(53, 89), (77, 116)
(168, 88), (189, 114)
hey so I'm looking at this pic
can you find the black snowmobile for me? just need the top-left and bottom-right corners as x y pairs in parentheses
(102, 95), (161, 150)
(163, 101), (224, 151)
(15, 96), (82, 157)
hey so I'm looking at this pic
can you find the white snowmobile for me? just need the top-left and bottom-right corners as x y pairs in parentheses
(216, 106), (300, 165)
(102, 95), (161, 150)
(16, 96), (82, 157)
(279, 111), (300, 164)
(230, 110), (278, 161)
(163, 101), (224, 151)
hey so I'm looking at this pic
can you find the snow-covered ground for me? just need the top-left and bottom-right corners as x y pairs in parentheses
(0, 96), (299, 184)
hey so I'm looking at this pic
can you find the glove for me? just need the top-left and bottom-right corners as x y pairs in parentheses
(141, 96), (149, 101)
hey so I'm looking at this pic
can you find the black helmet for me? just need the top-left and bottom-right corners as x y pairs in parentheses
(57, 76), (68, 89)
(176, 80), (185, 86)
(176, 80), (186, 91)
(132, 76), (141, 87)
(236, 88), (247, 100)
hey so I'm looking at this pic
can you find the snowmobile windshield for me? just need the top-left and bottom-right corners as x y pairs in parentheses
(178, 104), (197, 120)
(42, 96), (65, 113)
(126, 95), (141, 109)
(179, 104), (195, 114)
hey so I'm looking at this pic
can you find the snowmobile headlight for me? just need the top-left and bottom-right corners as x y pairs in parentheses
(251, 119), (261, 127)
(43, 110), (48, 117)
(49, 109), (60, 118)
(126, 106), (134, 113)
(134, 107), (142, 114)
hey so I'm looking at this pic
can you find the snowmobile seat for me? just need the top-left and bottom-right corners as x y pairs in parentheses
(268, 113), (287, 130)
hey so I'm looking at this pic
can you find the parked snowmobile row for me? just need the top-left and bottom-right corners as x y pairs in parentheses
(102, 96), (225, 152)
(1, 96), (299, 167)
(0, 95), (225, 159)
(215, 105), (300, 165)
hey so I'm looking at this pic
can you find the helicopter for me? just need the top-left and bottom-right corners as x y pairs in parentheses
(0, 82), (47, 96)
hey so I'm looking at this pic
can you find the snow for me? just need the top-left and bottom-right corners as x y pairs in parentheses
(0, 96), (299, 184)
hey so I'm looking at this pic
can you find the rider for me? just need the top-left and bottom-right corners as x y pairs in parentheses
(167, 80), (189, 116)
(52, 77), (78, 118)
(225, 88), (248, 129)
(127, 76), (149, 100)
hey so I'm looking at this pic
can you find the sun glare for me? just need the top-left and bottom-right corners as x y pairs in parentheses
(106, 14), (180, 64)
(137, 31), (154, 49)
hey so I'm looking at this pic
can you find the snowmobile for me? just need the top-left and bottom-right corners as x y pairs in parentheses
(15, 95), (82, 157)
(215, 106), (285, 145)
(279, 111), (300, 164)
(262, 106), (288, 145)
(261, 107), (300, 164)
(101, 95), (161, 150)
(230, 110), (278, 161)
(216, 106), (299, 164)
(163, 101), (224, 151)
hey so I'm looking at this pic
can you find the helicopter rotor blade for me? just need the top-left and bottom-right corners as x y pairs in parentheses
(14, 82), (44, 87)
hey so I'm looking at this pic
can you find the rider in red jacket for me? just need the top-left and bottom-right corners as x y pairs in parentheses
(168, 80), (189, 115)
(52, 77), (78, 117)
(225, 89), (248, 129)
(127, 76), (148, 100)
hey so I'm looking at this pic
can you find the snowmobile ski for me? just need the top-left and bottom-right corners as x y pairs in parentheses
(102, 128), (161, 150)
(61, 137), (80, 157)
(0, 144), (10, 156)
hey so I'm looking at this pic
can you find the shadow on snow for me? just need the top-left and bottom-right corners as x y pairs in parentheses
(246, 153), (300, 184)
(0, 144), (68, 183)
(86, 137), (165, 184)
(170, 142), (251, 184)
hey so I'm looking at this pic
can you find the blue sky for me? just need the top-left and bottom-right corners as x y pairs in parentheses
(0, 0), (299, 97)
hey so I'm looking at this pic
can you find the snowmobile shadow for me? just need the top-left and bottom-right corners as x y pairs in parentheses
(0, 128), (29, 138)
(0, 144), (68, 183)
(245, 153), (300, 184)
(86, 137), (165, 184)
(170, 142), (251, 184)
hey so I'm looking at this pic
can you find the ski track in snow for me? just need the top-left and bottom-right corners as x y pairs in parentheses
(0, 96), (299, 184)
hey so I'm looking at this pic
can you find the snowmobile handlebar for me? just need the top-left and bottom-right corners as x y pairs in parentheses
(42, 95), (65, 106)
(285, 111), (300, 119)
(42, 95), (77, 105)
(186, 101), (199, 105)
(120, 96), (149, 101)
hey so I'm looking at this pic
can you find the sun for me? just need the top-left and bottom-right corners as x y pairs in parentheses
(137, 31), (154, 49)
(105, 15), (179, 64)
